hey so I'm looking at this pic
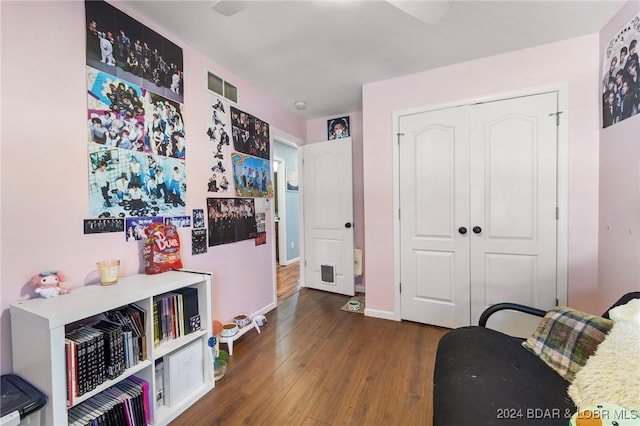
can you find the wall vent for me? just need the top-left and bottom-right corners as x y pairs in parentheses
(207, 71), (238, 103)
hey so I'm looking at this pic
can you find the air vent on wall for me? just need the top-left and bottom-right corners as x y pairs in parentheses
(207, 71), (238, 103)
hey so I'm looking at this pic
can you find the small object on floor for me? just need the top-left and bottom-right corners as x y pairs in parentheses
(219, 319), (261, 355)
(253, 315), (267, 326)
(341, 295), (365, 314)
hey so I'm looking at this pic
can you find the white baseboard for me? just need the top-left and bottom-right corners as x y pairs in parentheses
(355, 284), (365, 293)
(279, 257), (300, 266)
(252, 302), (277, 319)
(364, 308), (400, 321)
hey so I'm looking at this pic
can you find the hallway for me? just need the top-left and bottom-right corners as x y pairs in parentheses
(277, 260), (300, 304)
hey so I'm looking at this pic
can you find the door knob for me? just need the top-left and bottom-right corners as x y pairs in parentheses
(473, 226), (482, 234)
(345, 222), (352, 229)
(458, 227), (467, 235)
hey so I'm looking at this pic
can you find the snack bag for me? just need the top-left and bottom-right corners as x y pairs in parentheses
(142, 223), (183, 274)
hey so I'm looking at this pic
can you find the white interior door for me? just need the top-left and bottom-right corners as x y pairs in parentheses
(469, 93), (558, 336)
(399, 92), (559, 333)
(302, 138), (355, 296)
(399, 106), (471, 327)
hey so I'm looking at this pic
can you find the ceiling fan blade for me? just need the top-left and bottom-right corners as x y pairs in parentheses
(387, 1), (450, 25)
(211, 0), (249, 17)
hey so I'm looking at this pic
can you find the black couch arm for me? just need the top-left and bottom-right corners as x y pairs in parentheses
(478, 292), (640, 327)
(478, 303), (546, 327)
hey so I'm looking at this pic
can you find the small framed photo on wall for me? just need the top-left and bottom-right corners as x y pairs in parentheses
(328, 116), (350, 140)
(286, 168), (298, 192)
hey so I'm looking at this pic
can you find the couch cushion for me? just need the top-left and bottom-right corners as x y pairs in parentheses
(434, 326), (575, 425)
(522, 307), (613, 382)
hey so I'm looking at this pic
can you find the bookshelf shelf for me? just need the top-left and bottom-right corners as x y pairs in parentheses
(153, 329), (207, 360)
(71, 360), (152, 407)
(10, 270), (214, 426)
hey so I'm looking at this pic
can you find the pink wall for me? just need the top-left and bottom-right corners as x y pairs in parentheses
(597, 1), (640, 314)
(306, 112), (365, 281)
(0, 1), (305, 374)
(362, 34), (602, 316)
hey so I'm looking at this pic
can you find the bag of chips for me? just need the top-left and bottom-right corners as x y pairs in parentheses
(142, 223), (183, 274)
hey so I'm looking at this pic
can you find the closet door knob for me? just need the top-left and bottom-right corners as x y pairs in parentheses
(458, 227), (467, 235)
(473, 226), (482, 234)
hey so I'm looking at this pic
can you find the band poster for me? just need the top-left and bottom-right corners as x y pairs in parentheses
(207, 198), (258, 246)
(230, 107), (270, 160)
(84, 0), (187, 223)
(601, 13), (640, 128)
(231, 153), (273, 197)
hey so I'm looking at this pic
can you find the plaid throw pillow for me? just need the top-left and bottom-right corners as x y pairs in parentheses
(522, 307), (613, 382)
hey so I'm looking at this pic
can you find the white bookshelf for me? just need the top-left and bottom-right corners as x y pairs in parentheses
(10, 270), (214, 426)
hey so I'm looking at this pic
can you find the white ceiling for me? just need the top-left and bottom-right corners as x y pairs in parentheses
(121, 0), (626, 120)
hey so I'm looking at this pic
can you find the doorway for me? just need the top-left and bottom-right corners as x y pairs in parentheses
(396, 90), (568, 336)
(272, 132), (302, 304)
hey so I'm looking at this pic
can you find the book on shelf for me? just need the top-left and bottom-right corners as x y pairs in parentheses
(64, 304), (147, 405)
(66, 325), (105, 397)
(91, 321), (125, 379)
(153, 288), (200, 347)
(129, 375), (151, 425)
(155, 358), (165, 409)
(104, 304), (147, 367)
(173, 287), (201, 334)
(67, 376), (149, 426)
(65, 338), (77, 406)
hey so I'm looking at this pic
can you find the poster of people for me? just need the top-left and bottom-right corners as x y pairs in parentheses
(85, 0), (184, 103)
(328, 116), (350, 140)
(192, 229), (208, 255)
(207, 198), (258, 246)
(88, 148), (187, 219)
(231, 153), (273, 197)
(206, 97), (234, 194)
(85, 0), (187, 220)
(125, 216), (163, 242)
(84, 218), (124, 235)
(230, 107), (270, 159)
(601, 13), (640, 128)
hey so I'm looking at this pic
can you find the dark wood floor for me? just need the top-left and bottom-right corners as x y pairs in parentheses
(277, 260), (301, 304)
(170, 288), (449, 425)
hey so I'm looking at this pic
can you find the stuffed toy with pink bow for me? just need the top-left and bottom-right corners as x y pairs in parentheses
(30, 270), (71, 299)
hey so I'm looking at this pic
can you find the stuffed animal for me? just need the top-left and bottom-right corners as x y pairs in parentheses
(30, 270), (71, 299)
(570, 403), (639, 426)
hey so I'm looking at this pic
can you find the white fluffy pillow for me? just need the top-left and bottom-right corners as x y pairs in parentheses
(609, 299), (640, 324)
(568, 320), (640, 411)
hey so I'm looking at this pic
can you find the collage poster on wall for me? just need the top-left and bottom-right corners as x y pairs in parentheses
(206, 97), (234, 194)
(601, 13), (640, 128)
(85, 0), (187, 222)
(206, 198), (258, 247)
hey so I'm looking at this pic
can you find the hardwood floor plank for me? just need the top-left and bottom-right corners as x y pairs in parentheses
(169, 288), (449, 426)
(277, 261), (300, 304)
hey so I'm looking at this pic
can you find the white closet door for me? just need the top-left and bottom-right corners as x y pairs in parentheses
(399, 106), (471, 328)
(469, 93), (558, 336)
(399, 92), (559, 334)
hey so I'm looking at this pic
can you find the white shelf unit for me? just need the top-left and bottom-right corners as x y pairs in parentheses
(10, 270), (214, 426)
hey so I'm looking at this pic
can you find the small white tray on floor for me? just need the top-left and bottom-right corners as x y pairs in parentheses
(218, 320), (260, 355)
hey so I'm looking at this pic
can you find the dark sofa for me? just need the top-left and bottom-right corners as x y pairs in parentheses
(432, 292), (640, 425)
